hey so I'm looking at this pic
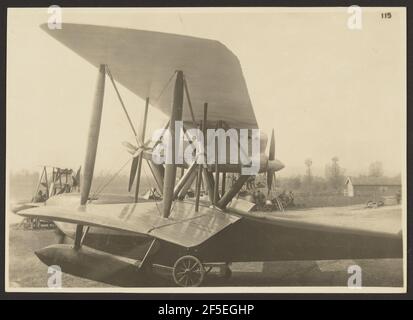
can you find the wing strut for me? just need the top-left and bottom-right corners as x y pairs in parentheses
(138, 239), (159, 270)
(194, 103), (207, 212)
(213, 120), (223, 204)
(177, 168), (198, 200)
(203, 170), (215, 203)
(217, 174), (251, 209)
(105, 65), (139, 143)
(221, 172), (227, 195)
(162, 71), (184, 218)
(75, 63), (106, 249)
(173, 160), (197, 200)
(133, 97), (150, 202)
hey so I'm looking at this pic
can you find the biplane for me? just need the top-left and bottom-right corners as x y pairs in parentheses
(14, 24), (402, 287)
(34, 166), (81, 199)
(13, 165), (79, 229)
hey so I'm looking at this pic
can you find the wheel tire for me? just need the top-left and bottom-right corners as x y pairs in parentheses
(172, 255), (205, 287)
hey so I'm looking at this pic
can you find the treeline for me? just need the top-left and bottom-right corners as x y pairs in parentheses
(10, 159), (400, 198)
(272, 159), (400, 194)
(9, 170), (154, 197)
(276, 175), (345, 194)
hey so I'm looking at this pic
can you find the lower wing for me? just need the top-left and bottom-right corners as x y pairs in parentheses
(18, 201), (240, 248)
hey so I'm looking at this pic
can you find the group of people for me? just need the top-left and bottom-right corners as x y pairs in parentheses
(246, 189), (295, 212)
(32, 183), (74, 203)
(33, 190), (47, 203)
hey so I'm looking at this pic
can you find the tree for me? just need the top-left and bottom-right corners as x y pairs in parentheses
(325, 156), (345, 192)
(303, 158), (313, 191)
(278, 175), (302, 191)
(290, 175), (302, 190)
(368, 161), (384, 177)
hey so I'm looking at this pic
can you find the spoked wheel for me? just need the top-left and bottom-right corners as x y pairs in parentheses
(172, 255), (205, 287)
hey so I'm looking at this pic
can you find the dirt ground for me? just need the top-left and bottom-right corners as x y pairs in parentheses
(7, 225), (403, 289)
(8, 225), (110, 288)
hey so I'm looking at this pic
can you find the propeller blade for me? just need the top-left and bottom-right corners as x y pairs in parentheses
(136, 97), (149, 145)
(132, 148), (144, 159)
(133, 97), (150, 203)
(273, 172), (276, 189)
(122, 141), (137, 155)
(134, 154), (144, 202)
(123, 139), (151, 156)
(267, 171), (273, 195)
(128, 157), (139, 192)
(269, 129), (275, 161)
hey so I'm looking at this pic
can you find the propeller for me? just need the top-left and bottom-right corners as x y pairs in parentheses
(266, 129), (285, 196)
(122, 139), (151, 191)
(123, 98), (151, 196)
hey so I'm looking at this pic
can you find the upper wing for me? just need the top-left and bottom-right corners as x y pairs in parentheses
(41, 23), (258, 129)
(18, 200), (240, 248)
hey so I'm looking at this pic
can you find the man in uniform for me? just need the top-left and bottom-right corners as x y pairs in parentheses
(33, 190), (46, 203)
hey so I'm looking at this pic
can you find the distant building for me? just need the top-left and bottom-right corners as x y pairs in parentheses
(344, 176), (401, 198)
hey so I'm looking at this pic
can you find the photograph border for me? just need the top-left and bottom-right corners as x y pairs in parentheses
(0, 0), (411, 300)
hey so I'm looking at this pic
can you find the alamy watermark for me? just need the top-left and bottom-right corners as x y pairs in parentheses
(150, 121), (262, 175)
(347, 5), (362, 30)
(347, 265), (362, 288)
(47, 265), (62, 289)
(47, 5), (62, 30)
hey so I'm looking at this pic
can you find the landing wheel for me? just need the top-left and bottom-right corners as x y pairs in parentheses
(172, 255), (205, 287)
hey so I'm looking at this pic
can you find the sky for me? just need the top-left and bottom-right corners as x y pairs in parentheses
(7, 8), (406, 179)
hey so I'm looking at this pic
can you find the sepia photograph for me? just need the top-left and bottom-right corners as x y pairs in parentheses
(5, 7), (406, 293)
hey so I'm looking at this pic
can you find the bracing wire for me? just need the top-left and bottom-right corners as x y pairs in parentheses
(90, 159), (123, 198)
(97, 66), (176, 202)
(154, 70), (178, 103)
(141, 161), (163, 217)
(91, 157), (132, 198)
(105, 65), (139, 140)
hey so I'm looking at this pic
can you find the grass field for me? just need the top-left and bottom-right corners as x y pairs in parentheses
(293, 193), (374, 208)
